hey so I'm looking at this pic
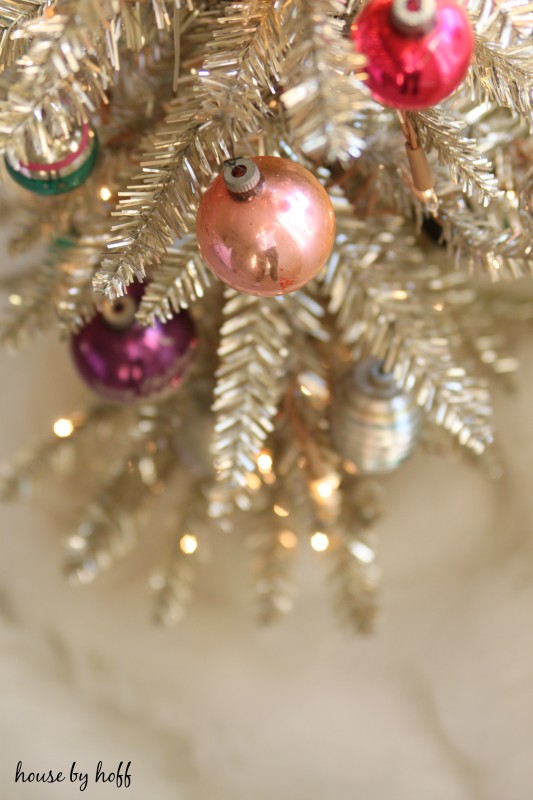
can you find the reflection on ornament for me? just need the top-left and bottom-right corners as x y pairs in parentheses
(196, 156), (336, 296)
(5, 124), (99, 195)
(331, 357), (422, 475)
(519, 167), (533, 235)
(71, 282), (197, 403)
(351, 0), (473, 110)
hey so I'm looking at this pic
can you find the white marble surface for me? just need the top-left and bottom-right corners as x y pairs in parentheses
(0, 327), (532, 799)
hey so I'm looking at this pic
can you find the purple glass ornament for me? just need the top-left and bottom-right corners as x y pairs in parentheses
(71, 283), (197, 403)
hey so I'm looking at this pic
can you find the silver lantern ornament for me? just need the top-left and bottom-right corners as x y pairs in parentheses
(331, 357), (422, 475)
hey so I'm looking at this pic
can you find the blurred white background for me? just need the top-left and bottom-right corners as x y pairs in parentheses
(0, 319), (532, 799)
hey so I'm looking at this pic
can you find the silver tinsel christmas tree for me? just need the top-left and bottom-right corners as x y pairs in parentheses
(0, 0), (532, 631)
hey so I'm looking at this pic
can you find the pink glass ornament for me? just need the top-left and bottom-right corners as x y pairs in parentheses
(71, 282), (197, 403)
(196, 156), (336, 296)
(351, 0), (473, 110)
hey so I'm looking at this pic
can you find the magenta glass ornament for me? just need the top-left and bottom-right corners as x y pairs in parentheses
(351, 0), (473, 110)
(71, 282), (197, 403)
(196, 156), (336, 296)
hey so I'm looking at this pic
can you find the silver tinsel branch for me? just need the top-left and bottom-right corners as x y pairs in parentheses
(410, 107), (501, 203)
(151, 482), (211, 626)
(0, 0), (51, 70)
(212, 289), (291, 495)
(65, 402), (181, 583)
(136, 234), (212, 323)
(470, 35), (533, 123)
(0, 404), (125, 500)
(0, 0), (115, 158)
(467, 0), (533, 45)
(280, 0), (372, 163)
(93, 0), (292, 300)
(0, 0), (531, 629)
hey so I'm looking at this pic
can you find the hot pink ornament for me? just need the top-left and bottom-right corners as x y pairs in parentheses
(351, 0), (473, 110)
(196, 157), (336, 296)
(71, 282), (197, 403)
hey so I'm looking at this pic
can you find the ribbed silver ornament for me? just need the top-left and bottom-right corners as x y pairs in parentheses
(331, 357), (422, 475)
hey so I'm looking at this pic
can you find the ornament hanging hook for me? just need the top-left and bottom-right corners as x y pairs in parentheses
(381, 322), (402, 376)
(229, 115), (236, 161)
(396, 110), (438, 213)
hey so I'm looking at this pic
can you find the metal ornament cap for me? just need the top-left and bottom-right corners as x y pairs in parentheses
(356, 357), (401, 399)
(390, 0), (438, 36)
(223, 158), (262, 198)
(100, 294), (138, 331)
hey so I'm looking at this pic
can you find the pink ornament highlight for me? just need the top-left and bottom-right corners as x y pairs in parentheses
(196, 156), (336, 297)
(71, 282), (197, 403)
(351, 0), (473, 110)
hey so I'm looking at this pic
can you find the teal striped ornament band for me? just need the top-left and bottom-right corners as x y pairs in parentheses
(5, 127), (99, 196)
